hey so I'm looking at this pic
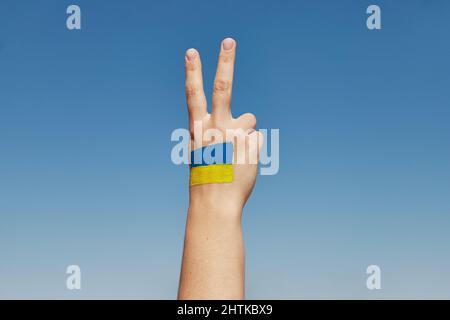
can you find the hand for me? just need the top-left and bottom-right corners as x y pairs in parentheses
(185, 38), (263, 215)
(179, 38), (261, 299)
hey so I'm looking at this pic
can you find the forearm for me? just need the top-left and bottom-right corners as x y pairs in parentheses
(178, 38), (259, 300)
(178, 197), (245, 300)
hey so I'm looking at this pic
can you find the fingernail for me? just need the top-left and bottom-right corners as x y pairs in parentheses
(222, 38), (235, 51)
(186, 48), (197, 62)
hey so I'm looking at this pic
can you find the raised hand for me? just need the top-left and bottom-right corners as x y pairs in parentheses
(185, 38), (263, 212)
(178, 38), (263, 300)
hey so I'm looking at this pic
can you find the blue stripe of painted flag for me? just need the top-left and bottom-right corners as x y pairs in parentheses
(190, 142), (234, 167)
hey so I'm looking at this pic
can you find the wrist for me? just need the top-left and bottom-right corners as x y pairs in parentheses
(189, 186), (244, 222)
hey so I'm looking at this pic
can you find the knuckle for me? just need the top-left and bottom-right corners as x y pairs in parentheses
(213, 79), (231, 93)
(211, 119), (226, 131)
(220, 53), (234, 63)
(185, 62), (197, 71)
(246, 113), (257, 126)
(185, 84), (199, 98)
(239, 113), (256, 128)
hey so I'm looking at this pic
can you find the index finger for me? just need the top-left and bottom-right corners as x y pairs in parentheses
(185, 48), (207, 121)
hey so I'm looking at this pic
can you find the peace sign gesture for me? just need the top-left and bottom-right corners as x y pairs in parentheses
(184, 38), (263, 206)
(179, 38), (264, 300)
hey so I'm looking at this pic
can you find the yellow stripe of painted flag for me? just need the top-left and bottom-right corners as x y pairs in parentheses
(190, 164), (234, 186)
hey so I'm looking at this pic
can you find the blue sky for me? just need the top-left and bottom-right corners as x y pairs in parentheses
(0, 0), (449, 298)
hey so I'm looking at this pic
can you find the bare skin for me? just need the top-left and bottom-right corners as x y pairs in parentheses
(178, 38), (263, 300)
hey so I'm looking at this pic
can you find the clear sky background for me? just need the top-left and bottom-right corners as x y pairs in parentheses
(0, 0), (449, 299)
